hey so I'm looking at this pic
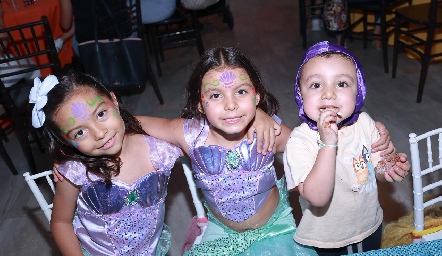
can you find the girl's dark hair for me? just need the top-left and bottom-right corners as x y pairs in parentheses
(36, 71), (146, 184)
(181, 47), (279, 119)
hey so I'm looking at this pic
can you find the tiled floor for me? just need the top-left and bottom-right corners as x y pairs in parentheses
(1, 0), (442, 255)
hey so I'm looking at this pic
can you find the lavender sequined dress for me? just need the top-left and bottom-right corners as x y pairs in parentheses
(184, 118), (277, 222)
(57, 136), (180, 256)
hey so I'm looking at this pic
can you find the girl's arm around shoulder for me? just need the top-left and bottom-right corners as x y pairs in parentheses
(50, 178), (83, 255)
(136, 116), (187, 152)
(274, 123), (292, 153)
(248, 109), (282, 154)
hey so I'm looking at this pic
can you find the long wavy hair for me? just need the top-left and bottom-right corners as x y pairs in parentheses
(181, 47), (280, 119)
(35, 71), (146, 184)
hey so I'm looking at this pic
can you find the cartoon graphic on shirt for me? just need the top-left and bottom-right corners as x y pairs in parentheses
(353, 156), (368, 184)
(351, 145), (377, 193)
(362, 145), (377, 189)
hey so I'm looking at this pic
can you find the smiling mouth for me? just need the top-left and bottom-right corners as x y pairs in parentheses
(99, 135), (115, 150)
(224, 116), (242, 124)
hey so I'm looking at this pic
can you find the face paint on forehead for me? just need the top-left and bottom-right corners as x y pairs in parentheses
(218, 70), (251, 88)
(60, 117), (76, 134)
(71, 102), (89, 121)
(86, 96), (104, 106)
(203, 79), (220, 91)
(239, 73), (249, 81)
(219, 71), (236, 88)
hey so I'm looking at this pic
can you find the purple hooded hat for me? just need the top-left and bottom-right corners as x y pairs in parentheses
(294, 41), (366, 131)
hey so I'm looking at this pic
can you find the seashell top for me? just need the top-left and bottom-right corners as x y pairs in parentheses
(57, 135), (180, 255)
(183, 117), (280, 223)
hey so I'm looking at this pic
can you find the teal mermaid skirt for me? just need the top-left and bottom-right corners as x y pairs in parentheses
(184, 177), (318, 256)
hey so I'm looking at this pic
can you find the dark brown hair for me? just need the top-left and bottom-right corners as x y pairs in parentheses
(35, 71), (146, 184)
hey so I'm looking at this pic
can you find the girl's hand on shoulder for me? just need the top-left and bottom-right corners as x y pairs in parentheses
(53, 164), (64, 182)
(248, 109), (281, 155)
(372, 121), (393, 156)
(383, 153), (410, 182)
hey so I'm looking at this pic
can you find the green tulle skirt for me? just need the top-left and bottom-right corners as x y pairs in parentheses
(185, 177), (318, 256)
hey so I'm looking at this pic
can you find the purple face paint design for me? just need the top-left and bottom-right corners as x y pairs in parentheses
(219, 71), (236, 88)
(71, 102), (89, 121)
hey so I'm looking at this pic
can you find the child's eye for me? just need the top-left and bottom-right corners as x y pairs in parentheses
(74, 129), (86, 139)
(97, 110), (107, 120)
(237, 89), (248, 95)
(337, 81), (348, 88)
(310, 83), (321, 89)
(209, 93), (222, 99)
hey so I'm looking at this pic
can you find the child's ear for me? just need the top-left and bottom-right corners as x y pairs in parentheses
(255, 93), (261, 106)
(197, 102), (205, 114)
(110, 92), (119, 108)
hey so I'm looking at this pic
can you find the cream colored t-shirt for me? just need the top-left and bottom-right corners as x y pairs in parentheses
(283, 112), (383, 248)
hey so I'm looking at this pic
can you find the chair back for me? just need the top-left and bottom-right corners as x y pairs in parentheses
(23, 170), (55, 222)
(180, 156), (206, 221)
(94, 0), (144, 39)
(391, 0), (442, 102)
(180, 156), (207, 253)
(0, 16), (61, 82)
(299, 0), (325, 48)
(0, 16), (62, 174)
(409, 128), (442, 243)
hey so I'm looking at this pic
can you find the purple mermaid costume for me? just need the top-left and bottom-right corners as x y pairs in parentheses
(57, 136), (180, 255)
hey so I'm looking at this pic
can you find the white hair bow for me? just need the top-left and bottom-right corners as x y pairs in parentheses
(29, 75), (59, 128)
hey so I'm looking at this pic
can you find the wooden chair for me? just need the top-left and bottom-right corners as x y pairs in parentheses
(23, 170), (55, 222)
(0, 16), (62, 175)
(299, 0), (325, 49)
(345, 0), (410, 73)
(409, 128), (442, 243)
(391, 0), (442, 103)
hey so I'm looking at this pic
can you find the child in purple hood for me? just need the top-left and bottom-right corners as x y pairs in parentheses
(283, 41), (411, 255)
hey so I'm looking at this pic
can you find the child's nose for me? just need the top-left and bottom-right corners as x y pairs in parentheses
(321, 86), (336, 99)
(93, 125), (108, 140)
(224, 96), (238, 111)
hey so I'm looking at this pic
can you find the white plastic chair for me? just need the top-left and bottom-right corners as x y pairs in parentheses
(23, 170), (55, 222)
(180, 156), (207, 253)
(409, 128), (442, 243)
